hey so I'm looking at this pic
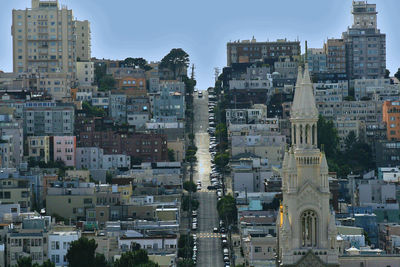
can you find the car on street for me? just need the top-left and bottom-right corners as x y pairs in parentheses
(192, 223), (197, 230)
(213, 227), (219, 233)
(207, 185), (216, 190)
(198, 91), (203, 98)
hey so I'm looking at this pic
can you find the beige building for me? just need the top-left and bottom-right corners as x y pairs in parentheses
(46, 186), (95, 221)
(12, 0), (76, 74)
(243, 234), (276, 265)
(75, 20), (91, 62)
(76, 61), (94, 86)
(7, 229), (47, 267)
(12, 0), (90, 76)
(27, 136), (50, 163)
(0, 178), (31, 212)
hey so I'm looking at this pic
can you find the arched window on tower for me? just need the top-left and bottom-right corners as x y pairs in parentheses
(301, 210), (318, 247)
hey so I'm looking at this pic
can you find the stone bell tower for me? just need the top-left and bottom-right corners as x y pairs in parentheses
(277, 65), (338, 267)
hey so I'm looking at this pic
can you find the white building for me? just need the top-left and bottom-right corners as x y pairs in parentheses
(102, 154), (131, 170)
(48, 231), (80, 266)
(76, 147), (104, 170)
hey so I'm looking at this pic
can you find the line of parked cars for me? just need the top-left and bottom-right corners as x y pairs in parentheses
(192, 232), (198, 264)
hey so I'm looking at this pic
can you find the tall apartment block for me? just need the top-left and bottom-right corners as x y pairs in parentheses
(324, 38), (346, 74)
(226, 38), (300, 66)
(12, 0), (90, 75)
(75, 20), (91, 61)
(342, 1), (386, 79)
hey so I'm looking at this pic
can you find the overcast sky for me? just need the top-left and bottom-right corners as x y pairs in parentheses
(1, 0), (399, 89)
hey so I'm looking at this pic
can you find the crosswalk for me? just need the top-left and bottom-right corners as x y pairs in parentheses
(197, 232), (221, 239)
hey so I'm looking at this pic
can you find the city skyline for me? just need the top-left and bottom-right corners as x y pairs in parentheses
(1, 0), (400, 89)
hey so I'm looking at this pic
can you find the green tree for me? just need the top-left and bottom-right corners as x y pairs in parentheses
(385, 69), (390, 78)
(122, 57), (152, 71)
(94, 253), (108, 267)
(177, 259), (195, 267)
(106, 171), (113, 184)
(17, 257), (32, 267)
(214, 152), (229, 169)
(217, 195), (237, 226)
(113, 250), (158, 267)
(168, 149), (175, 162)
(317, 115), (339, 158)
(344, 130), (357, 151)
(160, 48), (189, 79)
(177, 235), (194, 259)
(17, 258), (55, 267)
(183, 181), (197, 193)
(94, 63), (107, 86)
(182, 196), (199, 211)
(82, 101), (106, 117)
(66, 237), (97, 267)
(98, 75), (116, 91)
(395, 68), (400, 80)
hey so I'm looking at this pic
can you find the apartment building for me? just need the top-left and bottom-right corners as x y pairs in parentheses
(76, 147), (103, 170)
(226, 38), (300, 66)
(108, 67), (147, 96)
(75, 20), (91, 62)
(0, 112), (24, 167)
(23, 101), (74, 136)
(46, 183), (96, 221)
(52, 136), (76, 167)
(317, 100), (382, 126)
(27, 136), (50, 163)
(382, 100), (400, 141)
(76, 61), (94, 86)
(152, 87), (185, 120)
(48, 231), (80, 266)
(324, 38), (346, 74)
(353, 78), (396, 100)
(0, 178), (31, 212)
(314, 81), (349, 102)
(334, 117), (366, 150)
(11, 0), (79, 74)
(307, 48), (327, 73)
(342, 1), (386, 79)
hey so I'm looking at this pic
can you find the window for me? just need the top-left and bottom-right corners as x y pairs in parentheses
(255, 246), (262, 252)
(301, 210), (318, 247)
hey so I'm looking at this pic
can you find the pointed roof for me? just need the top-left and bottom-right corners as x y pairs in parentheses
(291, 65), (319, 121)
(320, 153), (328, 172)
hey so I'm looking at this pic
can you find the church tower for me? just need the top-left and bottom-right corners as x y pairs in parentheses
(277, 66), (338, 266)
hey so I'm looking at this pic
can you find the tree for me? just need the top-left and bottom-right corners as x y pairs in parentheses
(113, 250), (158, 267)
(82, 101), (106, 117)
(395, 68), (400, 80)
(177, 259), (195, 267)
(344, 130), (357, 151)
(94, 63), (107, 86)
(385, 69), (390, 78)
(183, 181), (197, 193)
(160, 48), (189, 79)
(217, 195), (237, 226)
(122, 57), (152, 71)
(66, 237), (97, 267)
(168, 149), (175, 162)
(182, 196), (199, 211)
(214, 152), (229, 169)
(106, 171), (113, 184)
(177, 235), (194, 259)
(98, 75), (116, 91)
(94, 253), (108, 267)
(17, 257), (55, 267)
(17, 257), (32, 267)
(317, 115), (339, 158)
